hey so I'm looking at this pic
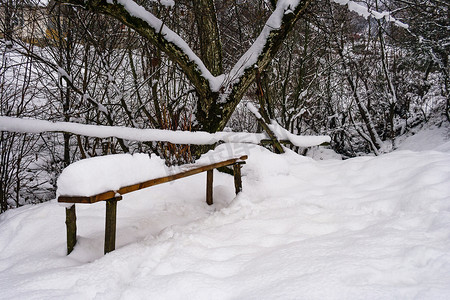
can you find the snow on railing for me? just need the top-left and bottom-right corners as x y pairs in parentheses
(0, 116), (330, 148)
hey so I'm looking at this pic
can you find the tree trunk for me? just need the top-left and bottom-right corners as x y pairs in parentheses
(192, 0), (223, 76)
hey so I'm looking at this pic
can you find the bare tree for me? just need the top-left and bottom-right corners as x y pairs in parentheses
(52, 0), (313, 134)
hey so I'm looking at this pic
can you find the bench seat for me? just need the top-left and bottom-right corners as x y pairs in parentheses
(58, 155), (248, 255)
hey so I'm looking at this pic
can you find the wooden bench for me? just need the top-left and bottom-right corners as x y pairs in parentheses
(58, 155), (248, 255)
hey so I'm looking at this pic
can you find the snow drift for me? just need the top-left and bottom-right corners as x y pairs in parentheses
(0, 141), (449, 299)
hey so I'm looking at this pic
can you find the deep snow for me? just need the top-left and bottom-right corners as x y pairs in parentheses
(0, 129), (449, 299)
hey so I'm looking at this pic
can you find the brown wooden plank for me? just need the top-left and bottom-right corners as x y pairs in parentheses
(59, 195), (97, 204)
(58, 155), (248, 204)
(206, 169), (213, 205)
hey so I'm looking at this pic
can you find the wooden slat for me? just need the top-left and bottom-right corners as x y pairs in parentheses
(58, 155), (248, 204)
(206, 169), (213, 205)
(59, 195), (98, 204)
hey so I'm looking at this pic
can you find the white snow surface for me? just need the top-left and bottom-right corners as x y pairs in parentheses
(57, 153), (166, 197)
(1, 137), (450, 299)
(396, 123), (450, 152)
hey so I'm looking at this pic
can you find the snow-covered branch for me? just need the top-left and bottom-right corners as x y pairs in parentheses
(228, 0), (308, 83)
(247, 103), (331, 148)
(108, 0), (223, 89)
(0, 116), (331, 148)
(331, 0), (409, 28)
(58, 0), (222, 96)
(213, 0), (312, 130)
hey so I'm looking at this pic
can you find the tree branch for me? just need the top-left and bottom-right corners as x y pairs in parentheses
(56, 0), (216, 98)
(215, 0), (312, 127)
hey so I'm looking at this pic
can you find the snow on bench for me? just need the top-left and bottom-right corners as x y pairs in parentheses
(57, 153), (248, 255)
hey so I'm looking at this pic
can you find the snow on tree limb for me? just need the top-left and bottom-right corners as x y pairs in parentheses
(148, 0), (174, 8)
(246, 103), (263, 120)
(218, 0), (312, 104)
(229, 0), (307, 82)
(331, 0), (409, 28)
(57, 0), (312, 96)
(247, 103), (331, 148)
(105, 0), (223, 89)
(53, 0), (313, 132)
(0, 116), (331, 148)
(57, 0), (221, 98)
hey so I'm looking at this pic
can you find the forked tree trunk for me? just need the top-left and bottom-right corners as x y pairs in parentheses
(55, 0), (313, 135)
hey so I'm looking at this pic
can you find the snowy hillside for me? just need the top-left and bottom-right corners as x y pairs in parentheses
(0, 131), (449, 299)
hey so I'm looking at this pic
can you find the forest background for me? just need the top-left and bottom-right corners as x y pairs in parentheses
(0, 0), (448, 212)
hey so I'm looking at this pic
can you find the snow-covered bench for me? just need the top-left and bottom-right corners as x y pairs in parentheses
(57, 154), (247, 255)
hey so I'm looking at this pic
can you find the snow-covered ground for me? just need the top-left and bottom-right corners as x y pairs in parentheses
(396, 121), (450, 153)
(0, 127), (449, 299)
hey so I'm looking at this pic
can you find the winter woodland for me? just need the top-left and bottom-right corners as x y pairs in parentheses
(0, 0), (448, 210)
(0, 0), (449, 298)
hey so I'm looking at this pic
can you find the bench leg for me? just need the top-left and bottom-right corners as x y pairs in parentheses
(233, 164), (242, 194)
(65, 204), (77, 255)
(104, 198), (118, 254)
(206, 169), (213, 205)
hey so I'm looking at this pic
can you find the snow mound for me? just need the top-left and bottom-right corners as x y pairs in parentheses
(1, 144), (450, 299)
(57, 153), (167, 197)
(396, 122), (450, 152)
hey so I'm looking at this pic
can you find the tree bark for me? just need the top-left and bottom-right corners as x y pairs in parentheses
(192, 0), (223, 76)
